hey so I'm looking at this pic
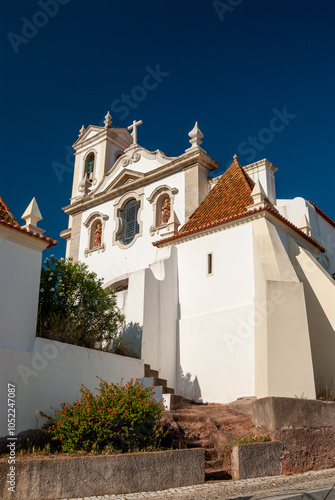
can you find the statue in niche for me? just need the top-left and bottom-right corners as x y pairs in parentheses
(161, 198), (171, 224)
(94, 222), (102, 247)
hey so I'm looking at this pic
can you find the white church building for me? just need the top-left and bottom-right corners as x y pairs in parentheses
(60, 112), (335, 404)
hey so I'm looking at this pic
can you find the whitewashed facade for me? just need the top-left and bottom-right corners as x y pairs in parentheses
(62, 114), (335, 405)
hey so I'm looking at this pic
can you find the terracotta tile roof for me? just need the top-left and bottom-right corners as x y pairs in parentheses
(179, 156), (257, 234)
(0, 196), (58, 249)
(154, 205), (325, 253)
(308, 200), (335, 229)
(0, 196), (17, 224)
(153, 157), (325, 253)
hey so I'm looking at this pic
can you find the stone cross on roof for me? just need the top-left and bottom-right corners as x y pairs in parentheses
(127, 119), (143, 145)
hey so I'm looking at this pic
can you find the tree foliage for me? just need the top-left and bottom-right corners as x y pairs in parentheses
(37, 256), (122, 351)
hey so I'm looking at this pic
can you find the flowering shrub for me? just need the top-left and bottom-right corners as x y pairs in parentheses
(40, 378), (165, 453)
(37, 255), (123, 351)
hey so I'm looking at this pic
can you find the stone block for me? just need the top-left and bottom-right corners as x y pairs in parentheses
(0, 448), (205, 500)
(231, 441), (282, 480)
(252, 397), (335, 431)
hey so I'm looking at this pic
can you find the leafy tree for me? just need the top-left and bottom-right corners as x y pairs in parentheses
(37, 256), (123, 351)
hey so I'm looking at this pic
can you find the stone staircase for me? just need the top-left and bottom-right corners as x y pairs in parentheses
(141, 364), (183, 410)
(162, 402), (262, 481)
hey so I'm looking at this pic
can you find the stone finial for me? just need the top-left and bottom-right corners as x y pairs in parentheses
(21, 197), (45, 234)
(78, 125), (85, 138)
(233, 154), (238, 161)
(104, 111), (112, 128)
(298, 215), (312, 236)
(185, 122), (204, 152)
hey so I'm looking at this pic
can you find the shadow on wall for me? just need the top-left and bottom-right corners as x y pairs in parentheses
(122, 322), (143, 358)
(178, 366), (202, 403)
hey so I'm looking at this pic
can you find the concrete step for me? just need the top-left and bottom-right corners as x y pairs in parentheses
(141, 376), (169, 389)
(163, 394), (184, 410)
(161, 386), (174, 395)
(144, 363), (159, 378)
(152, 377), (167, 387)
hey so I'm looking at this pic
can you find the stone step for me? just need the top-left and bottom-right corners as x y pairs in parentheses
(205, 469), (232, 481)
(206, 458), (223, 470)
(204, 448), (219, 460)
(161, 386), (174, 395)
(152, 377), (168, 387)
(163, 394), (184, 410)
(141, 376), (169, 389)
(144, 363), (159, 378)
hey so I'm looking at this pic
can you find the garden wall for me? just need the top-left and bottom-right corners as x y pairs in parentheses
(0, 337), (144, 436)
(0, 449), (205, 500)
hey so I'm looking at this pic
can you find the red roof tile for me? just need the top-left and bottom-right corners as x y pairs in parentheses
(0, 195), (58, 249)
(0, 196), (17, 225)
(308, 200), (335, 229)
(178, 156), (256, 234)
(153, 158), (325, 253)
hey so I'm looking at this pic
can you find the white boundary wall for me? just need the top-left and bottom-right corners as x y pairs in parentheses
(0, 338), (144, 436)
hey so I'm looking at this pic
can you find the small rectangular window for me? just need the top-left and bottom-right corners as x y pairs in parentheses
(207, 252), (213, 276)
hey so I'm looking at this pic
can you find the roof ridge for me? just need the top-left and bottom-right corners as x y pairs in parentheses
(178, 158), (255, 234)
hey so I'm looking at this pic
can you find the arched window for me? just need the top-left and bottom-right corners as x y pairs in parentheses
(117, 199), (140, 245)
(84, 152), (95, 181)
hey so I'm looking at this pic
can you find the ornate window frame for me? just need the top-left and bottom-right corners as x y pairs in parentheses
(83, 211), (109, 257)
(147, 185), (179, 236)
(112, 190), (144, 249)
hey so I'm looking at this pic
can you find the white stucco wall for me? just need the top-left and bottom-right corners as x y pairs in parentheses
(0, 338), (144, 436)
(276, 197), (335, 274)
(177, 224), (256, 403)
(252, 218), (316, 399)
(288, 240), (335, 390)
(0, 230), (44, 352)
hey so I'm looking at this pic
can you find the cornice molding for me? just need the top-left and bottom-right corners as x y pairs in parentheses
(63, 149), (220, 216)
(243, 158), (278, 176)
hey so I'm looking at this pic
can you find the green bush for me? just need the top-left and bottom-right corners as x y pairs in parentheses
(40, 378), (165, 453)
(37, 256), (123, 351)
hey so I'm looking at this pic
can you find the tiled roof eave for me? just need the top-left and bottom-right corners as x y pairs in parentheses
(153, 207), (326, 253)
(0, 219), (58, 248)
(308, 201), (335, 229)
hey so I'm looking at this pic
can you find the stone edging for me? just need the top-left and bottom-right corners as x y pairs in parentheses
(0, 448), (205, 500)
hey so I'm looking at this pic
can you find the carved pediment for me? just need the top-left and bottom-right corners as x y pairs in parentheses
(105, 169), (145, 193)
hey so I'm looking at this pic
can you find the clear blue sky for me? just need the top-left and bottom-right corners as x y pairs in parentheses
(1, 0), (334, 260)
